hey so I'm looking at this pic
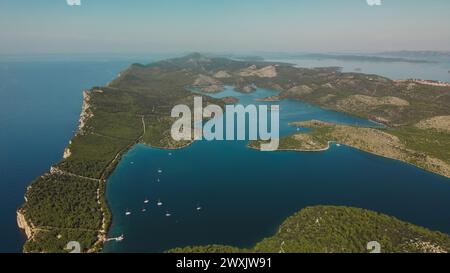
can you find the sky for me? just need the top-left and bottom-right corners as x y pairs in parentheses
(1, 0), (450, 55)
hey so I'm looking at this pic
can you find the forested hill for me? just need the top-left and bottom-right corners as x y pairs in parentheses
(170, 206), (450, 253)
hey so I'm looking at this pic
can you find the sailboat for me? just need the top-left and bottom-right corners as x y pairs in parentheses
(144, 198), (149, 204)
(142, 208), (147, 212)
(196, 206), (202, 211)
(165, 211), (171, 217)
(125, 209), (131, 216)
(158, 169), (163, 174)
(157, 200), (163, 206)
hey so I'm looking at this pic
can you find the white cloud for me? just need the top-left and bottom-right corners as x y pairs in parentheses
(67, 0), (81, 6)
(367, 0), (382, 6)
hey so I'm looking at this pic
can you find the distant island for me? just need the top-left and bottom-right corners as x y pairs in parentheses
(295, 53), (436, 64)
(378, 50), (450, 59)
(18, 53), (450, 253)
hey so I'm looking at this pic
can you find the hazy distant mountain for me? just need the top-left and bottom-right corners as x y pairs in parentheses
(240, 52), (434, 64)
(298, 53), (434, 63)
(378, 51), (450, 59)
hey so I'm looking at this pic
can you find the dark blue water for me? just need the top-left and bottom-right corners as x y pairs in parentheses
(104, 88), (450, 253)
(0, 59), (135, 252)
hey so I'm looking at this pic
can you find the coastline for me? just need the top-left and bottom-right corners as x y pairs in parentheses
(17, 82), (199, 252)
(248, 141), (334, 153)
(18, 90), (115, 252)
(250, 139), (450, 179)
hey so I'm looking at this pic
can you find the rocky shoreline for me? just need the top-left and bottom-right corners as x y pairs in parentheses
(17, 209), (33, 240)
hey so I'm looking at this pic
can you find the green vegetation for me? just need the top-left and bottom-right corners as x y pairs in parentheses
(58, 134), (131, 179)
(21, 174), (102, 253)
(23, 174), (101, 229)
(389, 127), (450, 163)
(24, 229), (98, 253)
(170, 206), (450, 253)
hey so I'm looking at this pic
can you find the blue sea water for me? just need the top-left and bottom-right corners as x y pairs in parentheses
(104, 87), (450, 253)
(0, 58), (145, 252)
(0, 55), (449, 253)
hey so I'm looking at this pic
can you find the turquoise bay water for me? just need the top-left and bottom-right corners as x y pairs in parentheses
(105, 88), (450, 253)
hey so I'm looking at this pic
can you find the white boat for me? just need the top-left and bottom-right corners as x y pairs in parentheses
(144, 198), (149, 204)
(125, 210), (131, 216)
(158, 169), (163, 174)
(336, 144), (341, 147)
(142, 208), (147, 212)
(107, 234), (125, 242)
(157, 200), (163, 206)
(168, 152), (172, 156)
(157, 178), (160, 182)
(196, 206), (202, 211)
(165, 212), (171, 217)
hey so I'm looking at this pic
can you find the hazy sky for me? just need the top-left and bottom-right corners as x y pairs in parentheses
(1, 0), (450, 54)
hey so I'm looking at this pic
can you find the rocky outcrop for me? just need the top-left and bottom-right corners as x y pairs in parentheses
(416, 116), (450, 133)
(338, 95), (410, 108)
(411, 240), (447, 253)
(256, 96), (280, 102)
(213, 70), (231, 78)
(78, 90), (93, 135)
(193, 74), (221, 86)
(63, 148), (71, 159)
(334, 95), (411, 125)
(239, 65), (277, 78)
(222, 96), (239, 104)
(318, 94), (336, 103)
(281, 85), (314, 98)
(17, 210), (33, 240)
(193, 75), (224, 93)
